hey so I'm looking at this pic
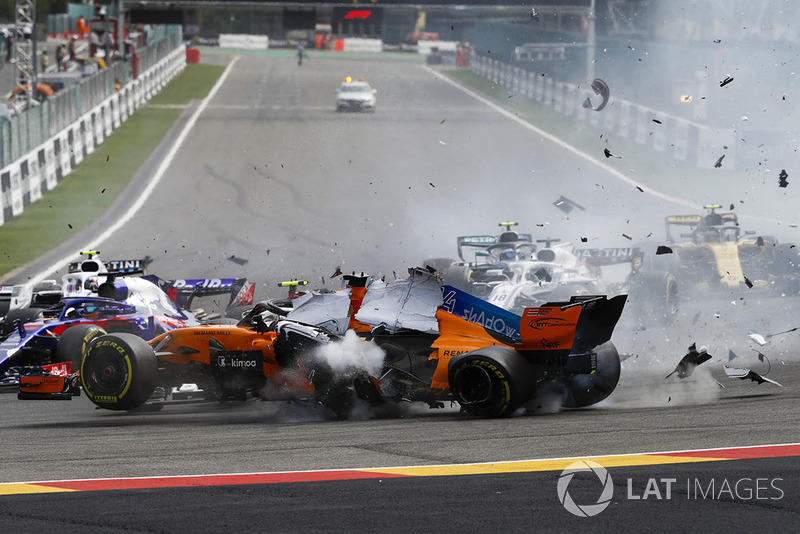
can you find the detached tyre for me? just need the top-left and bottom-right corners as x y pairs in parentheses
(80, 333), (157, 411)
(448, 346), (536, 418)
(55, 324), (106, 368)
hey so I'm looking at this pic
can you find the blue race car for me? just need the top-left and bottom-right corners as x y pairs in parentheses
(1, 274), (253, 387)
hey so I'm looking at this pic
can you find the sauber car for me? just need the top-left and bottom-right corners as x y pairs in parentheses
(20, 269), (627, 418)
(1, 273), (252, 387)
(643, 205), (800, 295)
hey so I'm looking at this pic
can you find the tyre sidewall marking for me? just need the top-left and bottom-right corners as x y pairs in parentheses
(80, 328), (106, 357)
(453, 359), (512, 412)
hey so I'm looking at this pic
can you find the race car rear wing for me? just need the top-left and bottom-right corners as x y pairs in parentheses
(68, 256), (150, 275)
(573, 247), (643, 271)
(142, 275), (253, 310)
(518, 294), (627, 354)
(665, 212), (738, 242)
(439, 285), (626, 355)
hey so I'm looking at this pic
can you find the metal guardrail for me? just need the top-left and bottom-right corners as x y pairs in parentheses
(468, 51), (735, 171)
(0, 27), (182, 169)
(0, 42), (187, 226)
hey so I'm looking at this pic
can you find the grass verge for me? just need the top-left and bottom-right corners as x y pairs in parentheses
(0, 63), (225, 279)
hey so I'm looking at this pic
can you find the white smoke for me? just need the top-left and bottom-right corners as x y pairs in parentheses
(314, 329), (386, 377)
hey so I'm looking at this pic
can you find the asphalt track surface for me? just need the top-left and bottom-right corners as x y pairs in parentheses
(1, 50), (799, 530)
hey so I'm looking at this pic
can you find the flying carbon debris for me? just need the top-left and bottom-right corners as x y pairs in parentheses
(553, 196), (585, 214)
(779, 169), (789, 188)
(723, 366), (783, 387)
(582, 78), (610, 111)
(748, 331), (768, 346)
(665, 343), (711, 379)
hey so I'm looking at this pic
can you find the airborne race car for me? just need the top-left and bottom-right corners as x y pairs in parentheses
(1, 267), (253, 387)
(20, 269), (627, 418)
(643, 205), (800, 295)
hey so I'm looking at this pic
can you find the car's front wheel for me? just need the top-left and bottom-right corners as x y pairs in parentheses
(80, 333), (157, 411)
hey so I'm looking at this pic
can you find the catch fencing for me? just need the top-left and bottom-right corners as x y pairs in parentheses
(0, 38), (186, 226)
(468, 53), (736, 170)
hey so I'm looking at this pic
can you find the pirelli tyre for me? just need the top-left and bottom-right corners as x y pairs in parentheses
(562, 342), (621, 408)
(55, 324), (106, 368)
(448, 346), (536, 418)
(80, 333), (157, 411)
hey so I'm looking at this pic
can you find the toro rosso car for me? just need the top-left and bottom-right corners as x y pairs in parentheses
(0, 251), (148, 331)
(20, 269), (626, 418)
(2, 273), (253, 387)
(640, 205), (800, 295)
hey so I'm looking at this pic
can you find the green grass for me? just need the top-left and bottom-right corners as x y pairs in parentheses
(149, 64), (225, 105)
(0, 64), (225, 279)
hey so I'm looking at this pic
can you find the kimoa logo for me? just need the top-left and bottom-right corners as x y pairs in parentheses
(557, 460), (614, 517)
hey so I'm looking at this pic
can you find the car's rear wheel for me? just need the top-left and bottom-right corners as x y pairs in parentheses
(448, 347), (536, 418)
(80, 333), (157, 411)
(562, 342), (621, 408)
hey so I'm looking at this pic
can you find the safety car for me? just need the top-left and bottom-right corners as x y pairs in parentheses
(335, 77), (376, 112)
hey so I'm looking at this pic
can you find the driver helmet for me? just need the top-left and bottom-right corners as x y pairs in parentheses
(500, 249), (516, 261)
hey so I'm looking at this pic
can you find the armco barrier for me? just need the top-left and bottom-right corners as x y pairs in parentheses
(0, 46), (186, 227)
(468, 51), (736, 170)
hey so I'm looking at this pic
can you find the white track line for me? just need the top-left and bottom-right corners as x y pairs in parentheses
(425, 66), (798, 229)
(27, 56), (241, 287)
